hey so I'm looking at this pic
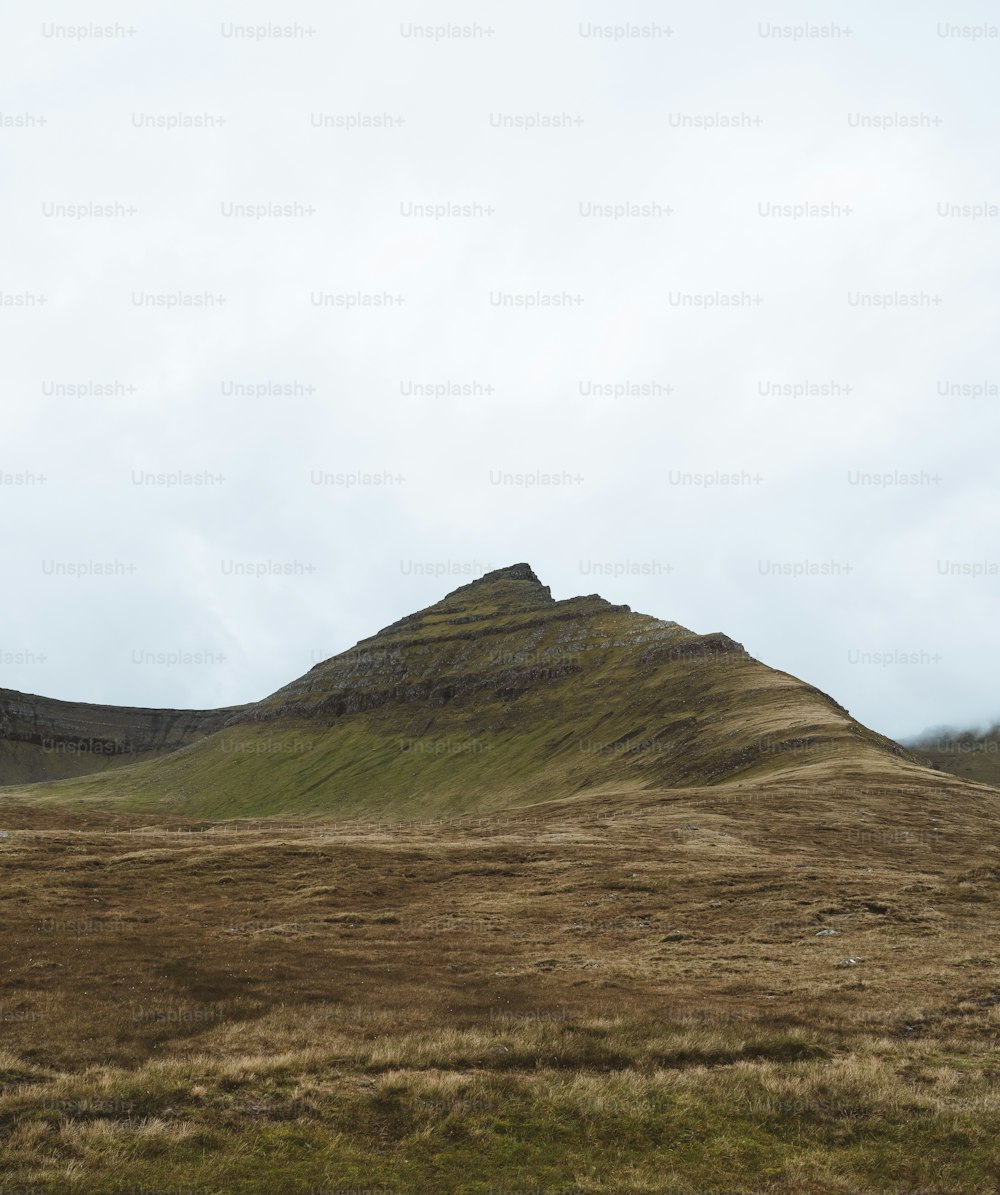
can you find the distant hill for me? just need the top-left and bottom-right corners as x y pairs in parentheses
(0, 563), (950, 817)
(0, 687), (246, 785)
(903, 724), (1000, 787)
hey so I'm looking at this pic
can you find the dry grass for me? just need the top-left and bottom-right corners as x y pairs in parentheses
(1, 774), (999, 1191)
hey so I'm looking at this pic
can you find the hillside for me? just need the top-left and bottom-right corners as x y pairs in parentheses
(3, 563), (936, 818)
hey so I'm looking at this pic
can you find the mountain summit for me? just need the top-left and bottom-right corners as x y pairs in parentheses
(469, 562), (544, 585)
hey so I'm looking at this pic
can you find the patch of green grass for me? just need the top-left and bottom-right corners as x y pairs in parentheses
(5, 1058), (1000, 1194)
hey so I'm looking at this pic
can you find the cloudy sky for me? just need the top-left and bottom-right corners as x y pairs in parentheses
(2, 0), (998, 740)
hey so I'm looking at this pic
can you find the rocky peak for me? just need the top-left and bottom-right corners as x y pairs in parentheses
(439, 562), (553, 606)
(478, 563), (541, 584)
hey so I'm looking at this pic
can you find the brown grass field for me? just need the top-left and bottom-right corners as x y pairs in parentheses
(1, 765), (1000, 1193)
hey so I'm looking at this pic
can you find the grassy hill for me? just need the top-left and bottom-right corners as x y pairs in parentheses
(4, 564), (927, 818)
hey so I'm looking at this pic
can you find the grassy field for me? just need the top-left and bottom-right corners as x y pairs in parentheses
(2, 768), (999, 1193)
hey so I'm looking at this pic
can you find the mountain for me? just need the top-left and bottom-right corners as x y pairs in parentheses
(904, 723), (1000, 787)
(0, 563), (952, 817)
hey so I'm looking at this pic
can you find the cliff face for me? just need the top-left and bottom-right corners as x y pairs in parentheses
(0, 688), (246, 784)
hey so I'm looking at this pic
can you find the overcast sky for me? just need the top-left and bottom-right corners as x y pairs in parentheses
(2, 0), (998, 740)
